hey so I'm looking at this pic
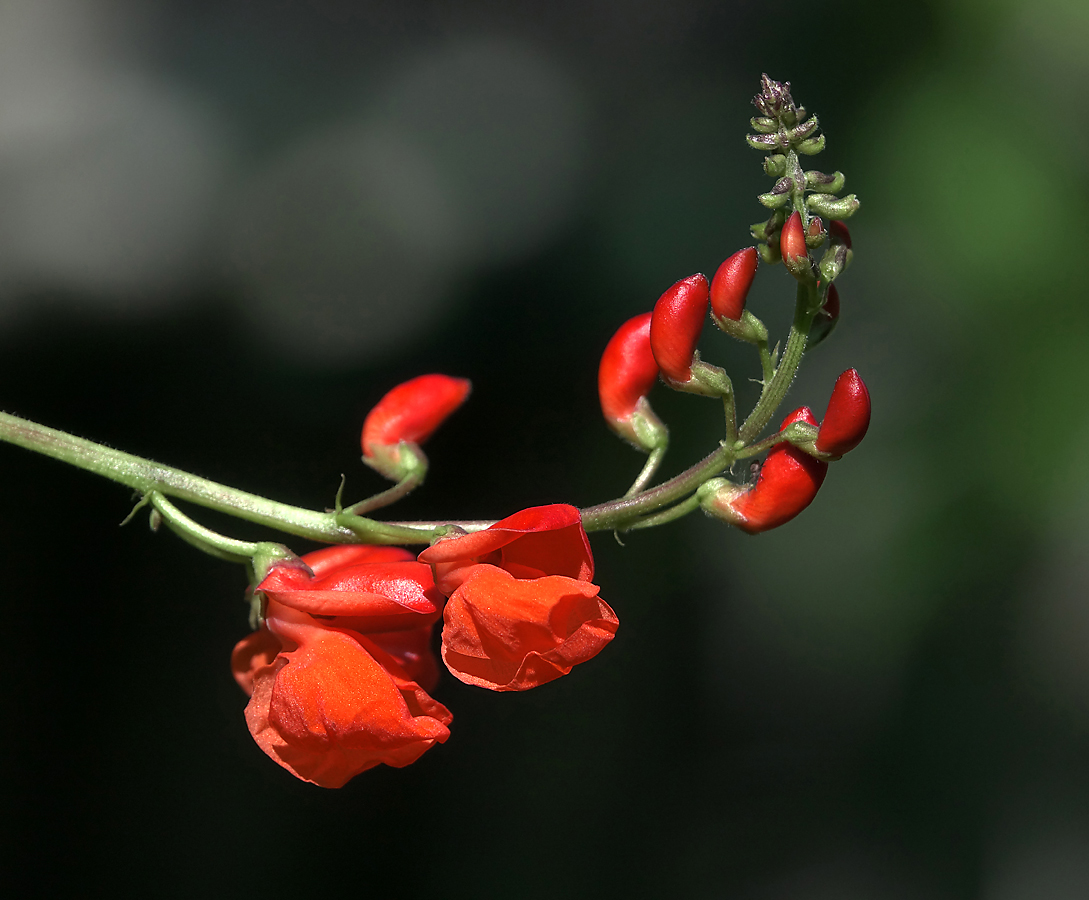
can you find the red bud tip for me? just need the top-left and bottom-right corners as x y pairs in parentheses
(361, 374), (472, 457)
(709, 247), (759, 322)
(727, 406), (828, 533)
(781, 211), (807, 265)
(649, 274), (710, 383)
(829, 220), (852, 249)
(598, 312), (659, 423)
(815, 368), (870, 455)
(807, 217), (825, 239)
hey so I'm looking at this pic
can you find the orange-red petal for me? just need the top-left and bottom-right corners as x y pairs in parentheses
(440, 566), (618, 691)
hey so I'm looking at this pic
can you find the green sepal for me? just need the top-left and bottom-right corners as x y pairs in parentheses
(713, 309), (768, 345)
(362, 441), (428, 483)
(750, 116), (778, 134)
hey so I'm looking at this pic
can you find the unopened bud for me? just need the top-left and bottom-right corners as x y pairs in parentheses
(750, 116), (778, 134)
(818, 243), (848, 283)
(815, 368), (870, 456)
(598, 312), (668, 452)
(805, 216), (826, 248)
(746, 132), (781, 151)
(361, 374), (471, 481)
(796, 134), (826, 155)
(789, 116), (820, 142)
(780, 211), (810, 278)
(710, 247), (759, 323)
(805, 170), (846, 193)
(764, 154), (787, 177)
(806, 193), (860, 220)
(649, 274), (710, 386)
(758, 177), (794, 209)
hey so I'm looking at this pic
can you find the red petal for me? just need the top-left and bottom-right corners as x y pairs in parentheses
(440, 566), (617, 691)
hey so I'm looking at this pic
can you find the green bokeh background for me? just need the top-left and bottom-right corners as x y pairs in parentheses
(4, 1), (1089, 897)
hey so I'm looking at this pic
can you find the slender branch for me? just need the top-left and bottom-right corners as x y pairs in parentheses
(345, 471), (424, 516)
(0, 411), (435, 545)
(626, 493), (702, 530)
(624, 445), (667, 498)
(580, 442), (734, 532)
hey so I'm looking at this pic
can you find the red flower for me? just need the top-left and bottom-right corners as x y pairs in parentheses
(361, 374), (471, 480)
(231, 545), (451, 788)
(700, 407), (828, 534)
(417, 505), (618, 691)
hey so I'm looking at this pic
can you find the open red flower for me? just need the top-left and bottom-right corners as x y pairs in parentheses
(231, 544), (450, 787)
(417, 505), (617, 691)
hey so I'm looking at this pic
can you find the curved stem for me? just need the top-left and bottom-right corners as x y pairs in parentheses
(626, 493), (702, 530)
(345, 471), (424, 516)
(580, 442), (735, 533)
(624, 445), (667, 498)
(147, 491), (263, 562)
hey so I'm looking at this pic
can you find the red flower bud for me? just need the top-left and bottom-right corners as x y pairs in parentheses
(807, 216), (825, 242)
(361, 374), (471, 480)
(649, 274), (709, 384)
(815, 368), (870, 455)
(703, 407), (828, 534)
(598, 312), (668, 451)
(829, 219), (852, 249)
(780, 211), (809, 275)
(709, 247), (758, 322)
(362, 374), (471, 458)
(598, 312), (658, 423)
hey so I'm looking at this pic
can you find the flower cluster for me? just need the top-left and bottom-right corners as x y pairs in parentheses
(232, 376), (617, 787)
(233, 505), (616, 787)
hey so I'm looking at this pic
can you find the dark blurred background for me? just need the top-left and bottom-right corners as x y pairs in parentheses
(3, 0), (1088, 896)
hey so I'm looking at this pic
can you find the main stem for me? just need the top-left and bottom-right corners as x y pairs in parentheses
(0, 412), (435, 545)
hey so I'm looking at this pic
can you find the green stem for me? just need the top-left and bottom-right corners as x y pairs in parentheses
(580, 442), (735, 533)
(0, 411), (435, 545)
(345, 471), (424, 516)
(627, 493), (702, 530)
(624, 444), (667, 498)
(757, 340), (775, 386)
(738, 281), (817, 443)
(146, 491), (264, 562)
